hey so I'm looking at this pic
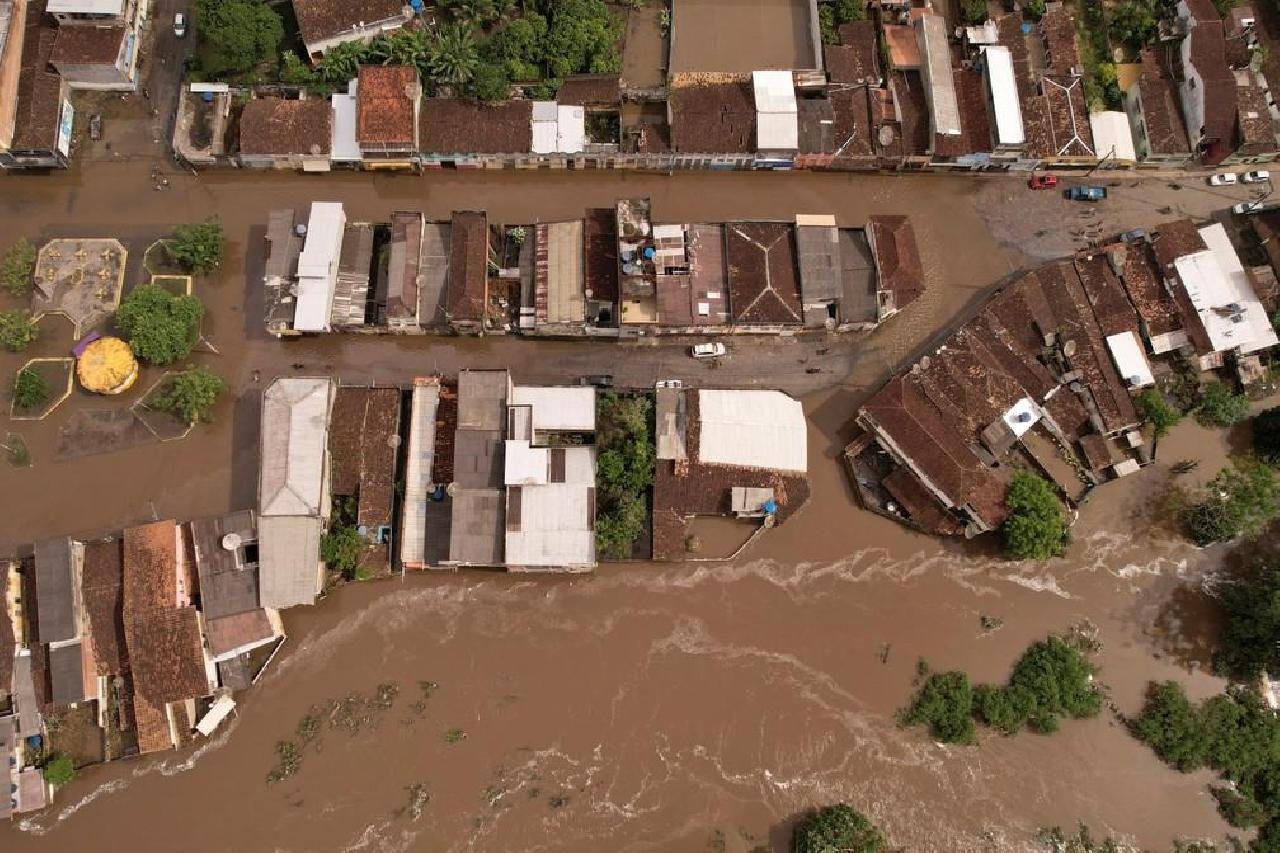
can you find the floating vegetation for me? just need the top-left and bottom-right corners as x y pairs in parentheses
(266, 741), (301, 784)
(266, 683), (400, 784)
(444, 727), (467, 744)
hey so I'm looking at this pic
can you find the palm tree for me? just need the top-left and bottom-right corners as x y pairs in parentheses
(375, 28), (428, 67)
(428, 23), (479, 87)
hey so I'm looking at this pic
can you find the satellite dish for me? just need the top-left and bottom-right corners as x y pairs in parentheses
(221, 533), (242, 551)
(387, 434), (402, 448)
(878, 125), (897, 147)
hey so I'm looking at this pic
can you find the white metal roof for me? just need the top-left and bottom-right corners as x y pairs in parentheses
(330, 81), (360, 162)
(757, 111), (799, 150)
(1173, 224), (1280, 355)
(511, 386), (596, 432)
(400, 381), (440, 568)
(505, 440), (548, 485)
(1002, 397), (1042, 437)
(696, 389), (806, 472)
(504, 483), (595, 567)
(258, 515), (323, 608)
(259, 376), (333, 517)
(965, 21), (999, 44)
(982, 46), (1024, 146)
(195, 695), (236, 736)
(532, 118), (557, 153)
(753, 70), (799, 151)
(1089, 111), (1137, 163)
(557, 104), (585, 153)
(916, 13), (961, 136)
(1105, 331), (1156, 388)
(293, 202), (346, 333)
(47, 0), (122, 13)
(531, 100), (558, 121)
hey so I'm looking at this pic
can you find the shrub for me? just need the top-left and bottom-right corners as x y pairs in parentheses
(792, 803), (886, 853)
(320, 524), (364, 580)
(1024, 0), (1047, 19)
(42, 754), (75, 786)
(167, 218), (225, 274)
(595, 392), (655, 559)
(1109, 0), (1159, 49)
(153, 366), (226, 424)
(901, 670), (976, 744)
(1196, 381), (1249, 428)
(115, 284), (204, 365)
(11, 367), (49, 410)
(1183, 459), (1280, 545)
(963, 0), (988, 24)
(973, 684), (1033, 735)
(428, 23), (480, 87)
(0, 238), (36, 296)
(1136, 388), (1182, 439)
(1001, 472), (1068, 560)
(0, 309), (39, 351)
(1254, 406), (1280, 465)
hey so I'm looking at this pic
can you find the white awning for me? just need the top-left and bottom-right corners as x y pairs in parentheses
(1105, 331), (1155, 387)
(195, 695), (236, 737)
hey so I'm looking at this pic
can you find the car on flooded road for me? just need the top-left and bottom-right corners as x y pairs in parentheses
(1027, 174), (1058, 190)
(1208, 172), (1239, 186)
(1242, 170), (1271, 183)
(1233, 201), (1266, 215)
(690, 342), (726, 358)
(1064, 185), (1107, 201)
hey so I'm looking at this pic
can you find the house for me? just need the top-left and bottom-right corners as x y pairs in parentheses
(0, 6), (71, 170)
(753, 70), (799, 166)
(866, 216), (925, 320)
(47, 0), (143, 90)
(1177, 0), (1243, 166)
(667, 78), (757, 169)
(530, 99), (585, 161)
(355, 65), (420, 169)
(327, 386), (401, 572)
(1089, 111), (1138, 168)
(1126, 49), (1195, 167)
(257, 376), (335, 609)
(238, 97), (331, 171)
(0, 0), (29, 156)
(530, 220), (587, 334)
(292, 0), (410, 61)
(386, 210), (423, 329)
(794, 214), (883, 330)
(80, 539), (128, 705)
(400, 377), (443, 570)
(292, 201), (346, 333)
(724, 222), (804, 328)
(978, 45), (1025, 156)
(441, 370), (598, 571)
(652, 387), (810, 560)
(445, 210), (488, 334)
(187, 511), (283, 686)
(262, 208), (305, 337)
(122, 520), (213, 753)
(418, 98), (532, 169)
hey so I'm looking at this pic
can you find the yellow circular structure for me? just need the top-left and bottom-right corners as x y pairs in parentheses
(76, 336), (139, 395)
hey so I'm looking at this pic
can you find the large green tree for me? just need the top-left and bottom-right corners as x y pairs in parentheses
(0, 238), (36, 297)
(193, 0), (284, 79)
(1136, 388), (1181, 439)
(167, 218), (225, 275)
(0, 309), (38, 351)
(115, 285), (204, 365)
(154, 366), (226, 424)
(1214, 562), (1280, 681)
(1183, 459), (1280, 546)
(792, 803), (886, 853)
(1196, 381), (1250, 428)
(1001, 472), (1069, 560)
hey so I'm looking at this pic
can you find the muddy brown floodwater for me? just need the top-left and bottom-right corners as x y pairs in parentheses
(0, 166), (1255, 851)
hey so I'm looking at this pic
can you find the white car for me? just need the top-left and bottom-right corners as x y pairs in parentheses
(173, 11), (187, 37)
(1242, 170), (1272, 183)
(690, 342), (726, 359)
(1233, 201), (1265, 215)
(1208, 173), (1239, 186)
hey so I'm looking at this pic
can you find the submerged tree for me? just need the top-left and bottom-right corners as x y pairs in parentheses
(1001, 472), (1069, 560)
(167, 218), (226, 274)
(0, 309), (39, 352)
(115, 285), (204, 365)
(792, 803), (886, 853)
(153, 365), (227, 424)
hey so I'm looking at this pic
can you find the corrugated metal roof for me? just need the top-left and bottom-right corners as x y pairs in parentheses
(258, 515), (323, 609)
(48, 641), (85, 705)
(330, 81), (361, 162)
(1089, 110), (1137, 162)
(1105, 331), (1156, 388)
(400, 381), (440, 568)
(259, 377), (334, 517)
(540, 220), (586, 325)
(504, 483), (595, 568)
(447, 489), (504, 565)
(1175, 224), (1279, 355)
(510, 385), (595, 432)
(983, 46), (1024, 146)
(34, 537), (80, 644)
(697, 389), (807, 472)
(916, 13), (961, 137)
(294, 202), (346, 332)
(795, 225), (843, 304)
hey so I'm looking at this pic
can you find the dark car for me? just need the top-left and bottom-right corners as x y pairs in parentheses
(576, 375), (614, 389)
(1065, 185), (1107, 201)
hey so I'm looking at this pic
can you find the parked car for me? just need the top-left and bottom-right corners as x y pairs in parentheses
(1233, 201), (1265, 215)
(1065, 185), (1107, 201)
(575, 374), (614, 389)
(1027, 174), (1058, 190)
(1208, 172), (1239, 186)
(1242, 170), (1272, 184)
(173, 11), (187, 37)
(654, 379), (683, 389)
(690, 342), (726, 359)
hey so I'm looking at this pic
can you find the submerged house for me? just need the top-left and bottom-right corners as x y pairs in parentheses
(257, 376), (335, 609)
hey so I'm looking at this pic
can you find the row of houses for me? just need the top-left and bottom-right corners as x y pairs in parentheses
(845, 216), (1279, 536)
(258, 370), (813, 602)
(0, 0), (148, 169)
(2, 514), (285, 816)
(261, 198), (923, 338)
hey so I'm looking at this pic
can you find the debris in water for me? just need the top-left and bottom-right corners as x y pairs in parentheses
(266, 741), (301, 783)
(980, 614), (1005, 634)
(396, 783), (429, 821)
(444, 727), (467, 744)
(548, 794), (569, 809)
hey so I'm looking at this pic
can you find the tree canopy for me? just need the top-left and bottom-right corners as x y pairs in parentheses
(115, 285), (204, 365)
(1182, 459), (1280, 546)
(154, 366), (226, 424)
(320, 524), (364, 580)
(1001, 472), (1069, 560)
(1196, 381), (1250, 428)
(0, 238), (36, 297)
(595, 393), (654, 559)
(792, 803), (886, 853)
(0, 309), (38, 352)
(1253, 406), (1280, 465)
(167, 218), (225, 274)
(42, 754), (75, 787)
(1108, 0), (1159, 49)
(1213, 562), (1280, 682)
(1136, 388), (1182, 439)
(11, 366), (49, 410)
(192, 0), (284, 79)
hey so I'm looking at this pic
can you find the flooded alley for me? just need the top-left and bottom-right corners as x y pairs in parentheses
(0, 163), (1259, 851)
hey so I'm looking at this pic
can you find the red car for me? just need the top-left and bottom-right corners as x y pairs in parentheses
(1028, 174), (1059, 190)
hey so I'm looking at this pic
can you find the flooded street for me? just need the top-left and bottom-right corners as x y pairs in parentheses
(0, 163), (1258, 850)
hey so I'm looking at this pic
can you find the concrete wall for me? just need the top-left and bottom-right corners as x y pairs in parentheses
(0, 0), (27, 151)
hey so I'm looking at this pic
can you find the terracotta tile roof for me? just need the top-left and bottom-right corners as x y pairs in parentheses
(1183, 0), (1239, 165)
(294, 0), (405, 47)
(669, 81), (756, 153)
(1040, 4), (1082, 75)
(881, 465), (961, 535)
(889, 71), (931, 156)
(868, 215), (924, 310)
(239, 98), (331, 156)
(11, 10), (62, 153)
(1074, 251), (1140, 337)
(328, 386), (400, 528)
(81, 539), (127, 677)
(123, 521), (177, 611)
(725, 222), (803, 324)
(1135, 49), (1191, 156)
(585, 208), (618, 302)
(0, 563), (12, 696)
(1235, 75), (1276, 156)
(824, 21), (880, 84)
(356, 65), (419, 146)
(50, 24), (122, 65)
(556, 74), (621, 106)
(132, 689), (171, 754)
(1118, 237), (1184, 337)
(828, 87), (874, 159)
(204, 609), (275, 659)
(419, 98), (532, 153)
(446, 211), (487, 323)
(128, 606), (207, 706)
